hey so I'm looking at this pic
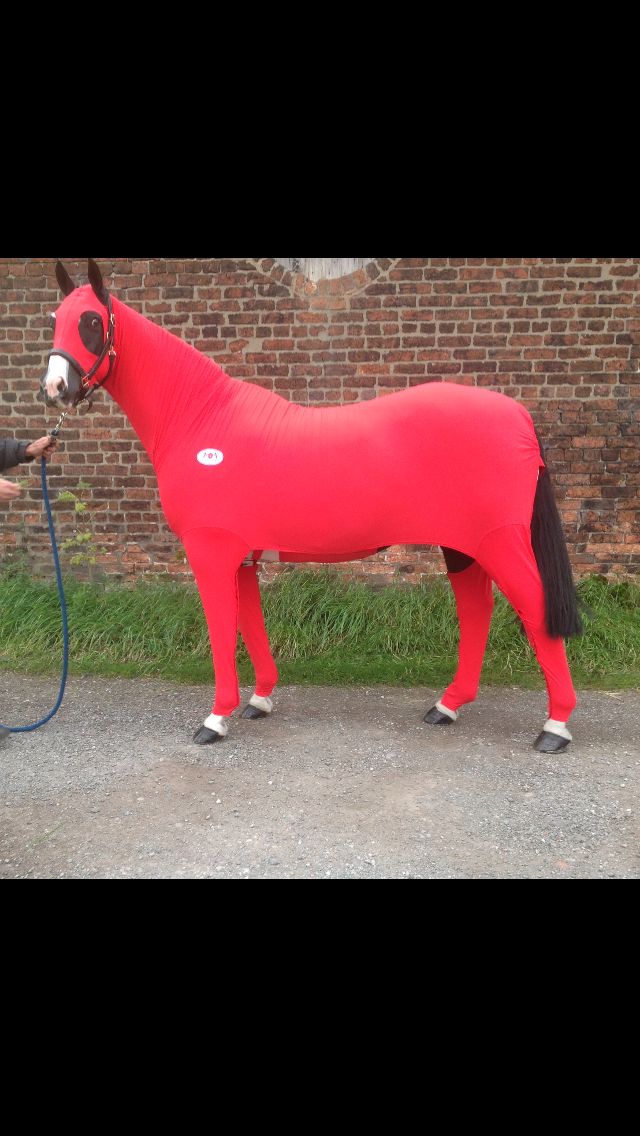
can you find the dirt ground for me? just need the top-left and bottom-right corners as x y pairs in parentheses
(1, 671), (638, 879)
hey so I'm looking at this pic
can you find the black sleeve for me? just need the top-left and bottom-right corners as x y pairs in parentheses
(0, 438), (31, 473)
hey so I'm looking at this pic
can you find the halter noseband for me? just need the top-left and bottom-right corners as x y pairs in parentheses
(49, 294), (117, 406)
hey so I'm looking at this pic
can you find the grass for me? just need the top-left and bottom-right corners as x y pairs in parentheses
(0, 567), (638, 691)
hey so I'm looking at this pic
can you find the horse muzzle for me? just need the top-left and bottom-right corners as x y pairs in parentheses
(42, 353), (81, 406)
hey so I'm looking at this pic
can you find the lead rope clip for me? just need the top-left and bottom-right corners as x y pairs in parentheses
(49, 410), (68, 438)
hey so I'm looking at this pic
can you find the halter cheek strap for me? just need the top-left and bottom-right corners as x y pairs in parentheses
(80, 300), (116, 398)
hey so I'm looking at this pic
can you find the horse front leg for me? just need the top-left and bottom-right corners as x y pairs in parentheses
(182, 527), (250, 744)
(237, 558), (279, 720)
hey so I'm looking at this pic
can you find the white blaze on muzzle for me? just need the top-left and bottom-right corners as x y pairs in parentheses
(45, 354), (70, 399)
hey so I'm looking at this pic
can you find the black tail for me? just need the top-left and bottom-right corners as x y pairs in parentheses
(531, 433), (582, 638)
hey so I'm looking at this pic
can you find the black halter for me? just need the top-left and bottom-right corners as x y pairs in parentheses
(49, 294), (117, 406)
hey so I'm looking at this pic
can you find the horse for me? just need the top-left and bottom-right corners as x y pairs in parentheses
(41, 260), (582, 753)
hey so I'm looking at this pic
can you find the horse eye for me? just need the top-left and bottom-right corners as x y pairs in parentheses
(91, 318), (101, 328)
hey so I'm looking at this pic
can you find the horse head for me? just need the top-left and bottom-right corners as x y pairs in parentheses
(42, 259), (115, 407)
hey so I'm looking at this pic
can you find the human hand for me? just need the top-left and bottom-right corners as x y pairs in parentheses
(25, 435), (58, 460)
(0, 478), (20, 501)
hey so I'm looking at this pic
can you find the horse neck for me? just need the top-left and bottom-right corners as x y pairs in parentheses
(107, 298), (233, 463)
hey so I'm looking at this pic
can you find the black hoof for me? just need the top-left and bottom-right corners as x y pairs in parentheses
(423, 706), (455, 726)
(240, 704), (268, 720)
(192, 726), (224, 745)
(533, 730), (570, 754)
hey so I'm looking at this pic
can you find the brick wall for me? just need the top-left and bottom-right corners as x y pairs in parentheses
(1, 258), (638, 581)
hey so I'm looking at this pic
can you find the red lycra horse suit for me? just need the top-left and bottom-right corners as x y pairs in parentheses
(54, 290), (577, 722)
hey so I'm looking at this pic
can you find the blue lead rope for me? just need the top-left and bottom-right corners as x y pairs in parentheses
(1, 457), (69, 733)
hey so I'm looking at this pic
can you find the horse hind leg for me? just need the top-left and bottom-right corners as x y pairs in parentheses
(475, 524), (577, 752)
(423, 548), (494, 726)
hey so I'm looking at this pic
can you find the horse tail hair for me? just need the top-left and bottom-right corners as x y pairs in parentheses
(531, 430), (583, 638)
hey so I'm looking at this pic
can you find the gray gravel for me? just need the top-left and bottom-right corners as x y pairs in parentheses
(1, 672), (638, 879)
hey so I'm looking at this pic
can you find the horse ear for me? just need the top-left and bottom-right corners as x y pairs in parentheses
(88, 258), (109, 304)
(56, 260), (76, 296)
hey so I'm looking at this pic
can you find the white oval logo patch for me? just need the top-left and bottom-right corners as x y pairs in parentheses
(197, 449), (224, 466)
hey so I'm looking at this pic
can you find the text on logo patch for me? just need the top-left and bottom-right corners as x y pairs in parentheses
(197, 449), (224, 466)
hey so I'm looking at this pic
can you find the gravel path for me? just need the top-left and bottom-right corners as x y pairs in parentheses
(1, 673), (638, 879)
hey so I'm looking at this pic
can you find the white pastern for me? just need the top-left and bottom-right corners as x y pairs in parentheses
(435, 700), (458, 721)
(204, 713), (229, 736)
(249, 694), (273, 714)
(542, 718), (572, 741)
